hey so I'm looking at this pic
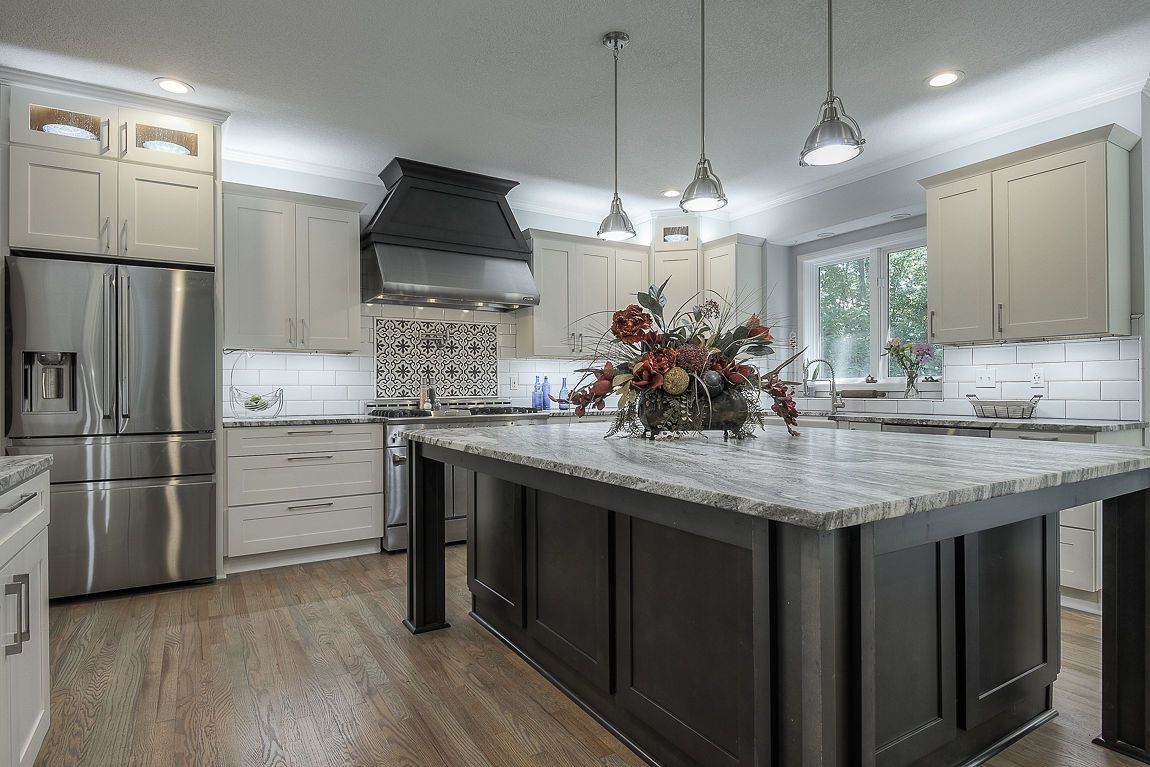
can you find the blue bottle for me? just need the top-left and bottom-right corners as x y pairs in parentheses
(541, 376), (552, 410)
(532, 376), (542, 409)
(558, 378), (570, 410)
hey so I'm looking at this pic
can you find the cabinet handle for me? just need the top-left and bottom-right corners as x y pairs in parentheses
(929, 310), (935, 339)
(1018, 435), (1059, 442)
(121, 219), (129, 254)
(569, 333), (576, 353)
(288, 318), (295, 345)
(578, 333), (584, 353)
(3, 575), (28, 656)
(392, 454), (407, 465)
(286, 455), (334, 461)
(300, 318), (307, 347)
(0, 493), (37, 516)
(120, 122), (128, 157)
(997, 303), (1004, 334)
(287, 502), (335, 511)
(100, 119), (111, 154)
(103, 216), (111, 252)
(286, 430), (334, 435)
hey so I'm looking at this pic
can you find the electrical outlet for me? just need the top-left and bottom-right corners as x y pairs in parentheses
(975, 368), (996, 388)
(1031, 368), (1044, 387)
(509, 375), (519, 391)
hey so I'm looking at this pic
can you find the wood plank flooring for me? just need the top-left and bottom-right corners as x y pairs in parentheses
(35, 548), (1145, 767)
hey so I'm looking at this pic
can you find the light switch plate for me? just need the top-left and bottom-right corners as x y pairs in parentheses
(509, 375), (519, 391)
(976, 368), (996, 388)
(1031, 368), (1044, 387)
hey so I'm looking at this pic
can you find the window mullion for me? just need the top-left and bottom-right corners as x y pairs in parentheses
(871, 249), (884, 379)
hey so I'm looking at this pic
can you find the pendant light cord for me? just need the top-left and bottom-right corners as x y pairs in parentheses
(826, 0), (834, 98)
(613, 43), (620, 196)
(699, 0), (707, 160)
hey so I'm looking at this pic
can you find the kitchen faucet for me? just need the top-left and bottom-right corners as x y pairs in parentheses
(802, 358), (845, 411)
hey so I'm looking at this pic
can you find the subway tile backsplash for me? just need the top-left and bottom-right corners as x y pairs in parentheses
(224, 304), (1143, 422)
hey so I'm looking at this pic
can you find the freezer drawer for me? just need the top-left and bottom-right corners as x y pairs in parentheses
(6, 433), (215, 483)
(48, 475), (215, 598)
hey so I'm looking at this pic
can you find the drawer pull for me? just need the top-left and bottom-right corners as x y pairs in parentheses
(286, 455), (335, 461)
(1018, 435), (1059, 441)
(287, 502), (335, 511)
(0, 493), (37, 516)
(4, 574), (29, 656)
(392, 454), (407, 465)
(287, 430), (335, 435)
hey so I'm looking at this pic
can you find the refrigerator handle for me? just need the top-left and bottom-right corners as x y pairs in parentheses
(102, 270), (115, 420)
(118, 270), (131, 421)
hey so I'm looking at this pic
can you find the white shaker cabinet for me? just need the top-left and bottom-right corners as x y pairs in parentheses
(223, 185), (363, 353)
(9, 147), (117, 255)
(8, 87), (117, 156)
(118, 164), (214, 265)
(118, 107), (214, 174)
(516, 236), (578, 357)
(653, 249), (700, 316)
(926, 175), (994, 344)
(701, 234), (764, 314)
(614, 247), (651, 307)
(571, 243), (615, 355)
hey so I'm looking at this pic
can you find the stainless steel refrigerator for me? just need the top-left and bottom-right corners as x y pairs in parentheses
(5, 254), (216, 598)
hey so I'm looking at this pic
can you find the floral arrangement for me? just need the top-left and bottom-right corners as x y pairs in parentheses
(883, 338), (935, 398)
(559, 279), (805, 438)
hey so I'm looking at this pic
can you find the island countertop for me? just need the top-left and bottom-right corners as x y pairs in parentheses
(0, 455), (53, 495)
(405, 422), (1150, 530)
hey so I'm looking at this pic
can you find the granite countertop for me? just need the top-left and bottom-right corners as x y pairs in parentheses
(404, 422), (1150, 531)
(826, 412), (1147, 432)
(0, 455), (53, 495)
(222, 415), (384, 428)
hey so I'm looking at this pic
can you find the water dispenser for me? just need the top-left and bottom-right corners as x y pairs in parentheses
(24, 352), (76, 413)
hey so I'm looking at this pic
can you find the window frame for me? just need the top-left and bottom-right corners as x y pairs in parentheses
(797, 228), (933, 385)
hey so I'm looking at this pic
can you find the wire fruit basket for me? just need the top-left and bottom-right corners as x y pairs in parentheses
(230, 386), (284, 419)
(966, 394), (1041, 419)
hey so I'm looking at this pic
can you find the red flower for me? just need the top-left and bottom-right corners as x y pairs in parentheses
(643, 347), (679, 374)
(610, 305), (653, 343)
(629, 359), (665, 390)
(747, 325), (773, 340)
(563, 364), (616, 416)
(726, 364), (757, 385)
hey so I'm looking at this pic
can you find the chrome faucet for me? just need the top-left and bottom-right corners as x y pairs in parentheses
(802, 358), (845, 411)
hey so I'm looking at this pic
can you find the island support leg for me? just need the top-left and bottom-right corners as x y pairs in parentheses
(404, 441), (450, 635)
(1096, 487), (1150, 763)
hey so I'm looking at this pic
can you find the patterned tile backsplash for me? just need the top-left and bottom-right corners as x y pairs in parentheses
(374, 318), (498, 399)
(224, 304), (1143, 421)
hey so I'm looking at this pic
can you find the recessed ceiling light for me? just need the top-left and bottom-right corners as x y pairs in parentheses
(816, 232), (835, 239)
(890, 213), (912, 220)
(661, 189), (681, 198)
(926, 70), (963, 88)
(154, 77), (194, 95)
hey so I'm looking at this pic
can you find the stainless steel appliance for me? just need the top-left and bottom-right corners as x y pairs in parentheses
(6, 255), (216, 598)
(367, 400), (549, 551)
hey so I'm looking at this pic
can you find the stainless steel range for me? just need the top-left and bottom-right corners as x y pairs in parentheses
(367, 400), (549, 551)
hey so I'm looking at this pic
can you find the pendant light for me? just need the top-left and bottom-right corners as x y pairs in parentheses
(679, 0), (727, 213)
(799, 0), (866, 167)
(597, 31), (636, 242)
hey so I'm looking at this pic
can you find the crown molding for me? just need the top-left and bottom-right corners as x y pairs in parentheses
(222, 148), (383, 186)
(505, 198), (603, 224)
(726, 78), (1146, 222)
(0, 65), (231, 123)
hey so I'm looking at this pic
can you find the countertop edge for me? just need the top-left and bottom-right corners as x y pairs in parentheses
(827, 413), (1148, 432)
(0, 455), (54, 495)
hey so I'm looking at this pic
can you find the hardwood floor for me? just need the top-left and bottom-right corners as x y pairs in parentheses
(35, 548), (1144, 767)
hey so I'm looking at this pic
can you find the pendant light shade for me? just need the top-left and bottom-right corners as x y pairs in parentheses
(799, 0), (865, 167)
(597, 31), (636, 242)
(680, 0), (727, 213)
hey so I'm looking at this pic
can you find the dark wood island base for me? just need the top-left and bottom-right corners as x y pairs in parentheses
(403, 429), (1150, 767)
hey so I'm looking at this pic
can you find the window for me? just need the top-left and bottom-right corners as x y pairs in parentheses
(800, 232), (940, 381)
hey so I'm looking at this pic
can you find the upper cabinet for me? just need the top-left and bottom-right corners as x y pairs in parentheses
(652, 214), (701, 314)
(516, 230), (650, 358)
(8, 87), (216, 173)
(701, 234), (765, 315)
(223, 185), (363, 353)
(9, 147), (214, 265)
(922, 125), (1135, 344)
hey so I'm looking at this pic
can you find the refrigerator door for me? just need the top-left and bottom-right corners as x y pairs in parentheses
(117, 264), (215, 434)
(6, 256), (117, 438)
(48, 475), (216, 598)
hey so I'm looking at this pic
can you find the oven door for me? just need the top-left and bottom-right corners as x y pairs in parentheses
(383, 446), (409, 550)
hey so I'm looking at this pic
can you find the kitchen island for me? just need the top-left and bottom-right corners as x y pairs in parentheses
(403, 423), (1150, 767)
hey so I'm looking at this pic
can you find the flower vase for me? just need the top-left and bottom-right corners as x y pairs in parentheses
(903, 373), (920, 399)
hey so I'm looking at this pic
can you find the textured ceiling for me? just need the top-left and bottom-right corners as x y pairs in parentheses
(2, 0), (1148, 225)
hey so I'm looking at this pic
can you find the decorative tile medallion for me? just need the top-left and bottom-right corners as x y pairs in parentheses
(374, 318), (499, 399)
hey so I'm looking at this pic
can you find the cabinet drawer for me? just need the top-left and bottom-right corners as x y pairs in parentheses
(227, 450), (383, 506)
(1060, 501), (1099, 531)
(990, 429), (1094, 444)
(226, 424), (384, 456)
(0, 472), (49, 562)
(1059, 526), (1099, 592)
(228, 493), (383, 556)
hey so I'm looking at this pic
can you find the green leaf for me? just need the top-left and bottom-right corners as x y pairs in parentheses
(636, 290), (663, 317)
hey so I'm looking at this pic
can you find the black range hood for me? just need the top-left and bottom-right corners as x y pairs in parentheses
(361, 158), (539, 311)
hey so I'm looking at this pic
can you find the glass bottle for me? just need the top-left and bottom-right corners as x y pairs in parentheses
(532, 376), (542, 409)
(558, 377), (570, 410)
(541, 376), (552, 410)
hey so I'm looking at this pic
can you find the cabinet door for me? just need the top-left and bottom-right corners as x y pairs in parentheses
(3, 528), (50, 767)
(993, 143), (1109, 339)
(520, 239), (576, 357)
(614, 247), (650, 308)
(223, 194), (298, 350)
(118, 165), (214, 265)
(653, 249), (700, 317)
(927, 175), (994, 343)
(9, 87), (117, 156)
(571, 244), (615, 354)
(9, 147), (117, 255)
(702, 242), (737, 306)
(119, 108), (214, 173)
(295, 204), (360, 353)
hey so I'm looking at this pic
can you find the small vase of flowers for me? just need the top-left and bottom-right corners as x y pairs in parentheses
(558, 279), (805, 439)
(883, 338), (935, 398)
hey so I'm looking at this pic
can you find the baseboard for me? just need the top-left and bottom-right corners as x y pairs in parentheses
(1061, 589), (1102, 615)
(224, 539), (381, 574)
(959, 709), (1059, 767)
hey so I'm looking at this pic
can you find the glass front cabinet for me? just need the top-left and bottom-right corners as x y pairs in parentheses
(8, 87), (215, 173)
